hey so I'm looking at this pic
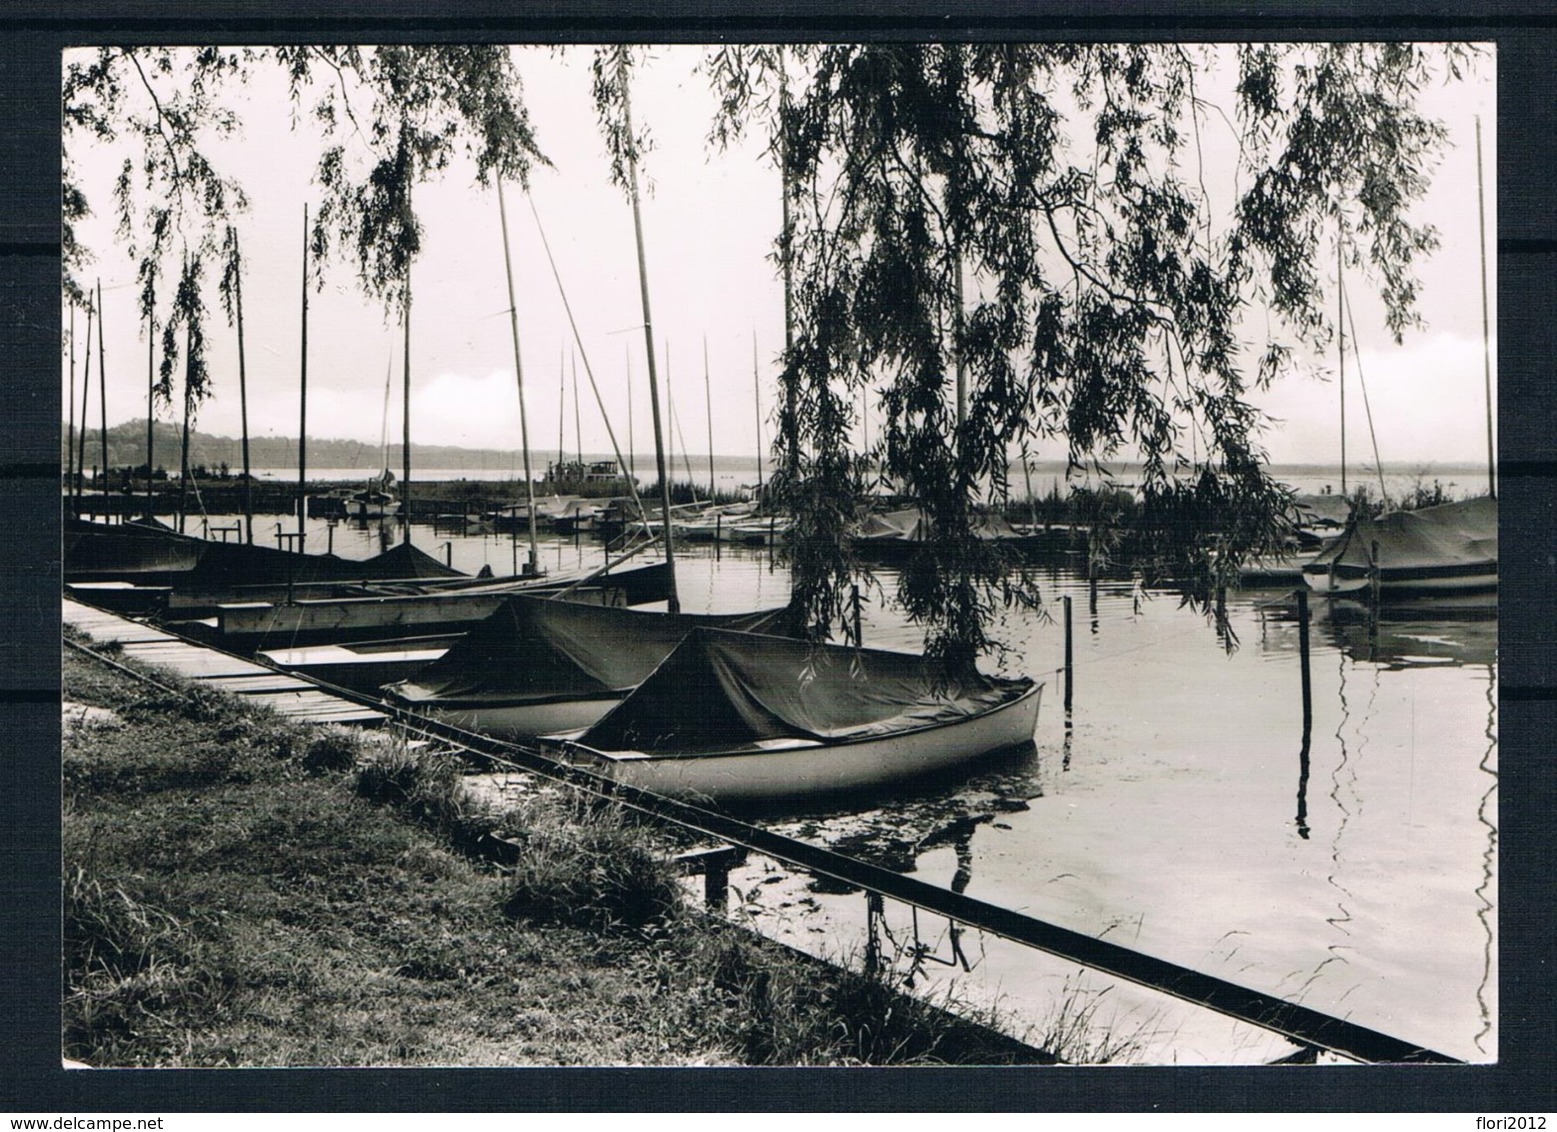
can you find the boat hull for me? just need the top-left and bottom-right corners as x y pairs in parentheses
(1302, 562), (1498, 598)
(411, 695), (624, 741)
(560, 681), (1042, 804)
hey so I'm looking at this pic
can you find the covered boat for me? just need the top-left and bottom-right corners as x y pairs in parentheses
(382, 595), (795, 739)
(554, 627), (1041, 804)
(64, 516), (205, 583)
(1302, 496), (1497, 598)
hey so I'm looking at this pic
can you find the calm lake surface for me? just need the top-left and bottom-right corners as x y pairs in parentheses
(251, 511), (1498, 1065)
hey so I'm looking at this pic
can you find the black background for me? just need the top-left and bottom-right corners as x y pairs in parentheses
(5, 2), (1553, 1113)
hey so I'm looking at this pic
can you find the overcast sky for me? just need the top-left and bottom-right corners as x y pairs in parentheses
(63, 44), (1496, 473)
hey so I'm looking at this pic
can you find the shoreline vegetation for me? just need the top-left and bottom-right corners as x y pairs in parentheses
(62, 634), (1055, 1068)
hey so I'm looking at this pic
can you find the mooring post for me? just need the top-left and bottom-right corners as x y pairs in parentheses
(326, 518), (336, 556)
(1295, 587), (1313, 839)
(1296, 589), (1313, 734)
(851, 583), (863, 647)
(715, 513), (722, 560)
(864, 891), (884, 979)
(1063, 594), (1074, 717)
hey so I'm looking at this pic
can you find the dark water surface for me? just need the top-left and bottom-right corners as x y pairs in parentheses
(287, 514), (1497, 1064)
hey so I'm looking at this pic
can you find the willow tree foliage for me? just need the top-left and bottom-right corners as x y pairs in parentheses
(62, 45), (544, 422)
(705, 42), (1473, 671)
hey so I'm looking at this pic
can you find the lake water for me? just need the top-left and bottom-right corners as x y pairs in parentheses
(238, 511), (1497, 1065)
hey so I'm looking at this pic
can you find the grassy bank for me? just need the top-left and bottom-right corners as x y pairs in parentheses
(62, 639), (1050, 1068)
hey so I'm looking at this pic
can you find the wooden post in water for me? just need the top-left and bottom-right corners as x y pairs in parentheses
(851, 583), (862, 647)
(1295, 588), (1313, 839)
(1296, 588), (1313, 736)
(1063, 594), (1074, 717)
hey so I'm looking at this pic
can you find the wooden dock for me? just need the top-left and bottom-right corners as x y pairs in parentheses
(63, 597), (389, 726)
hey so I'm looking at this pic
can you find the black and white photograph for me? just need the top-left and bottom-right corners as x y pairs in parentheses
(50, 33), (1510, 1088)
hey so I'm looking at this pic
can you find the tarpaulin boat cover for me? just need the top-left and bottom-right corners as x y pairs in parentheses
(388, 596), (796, 708)
(576, 627), (1034, 753)
(181, 539), (464, 590)
(1306, 496), (1497, 577)
(64, 518), (204, 578)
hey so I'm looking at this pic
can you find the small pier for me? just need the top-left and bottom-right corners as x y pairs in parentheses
(63, 598), (389, 727)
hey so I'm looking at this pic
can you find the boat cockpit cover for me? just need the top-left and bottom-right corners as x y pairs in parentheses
(576, 627), (1034, 753)
(387, 596), (794, 707)
(181, 538), (464, 589)
(1308, 496), (1497, 573)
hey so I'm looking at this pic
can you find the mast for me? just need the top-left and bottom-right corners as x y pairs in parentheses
(145, 275), (155, 520)
(496, 177), (539, 573)
(67, 302), (76, 508)
(178, 278), (193, 535)
(77, 299), (93, 509)
(230, 230), (253, 543)
(1337, 230), (1347, 499)
(298, 204), (309, 553)
(401, 266), (411, 543)
(751, 331), (764, 501)
(704, 336), (715, 498)
(572, 350), (582, 467)
(557, 351), (565, 474)
(626, 342), (634, 478)
(664, 340), (674, 485)
(1476, 116), (1497, 500)
(618, 49), (679, 612)
(96, 279), (109, 503)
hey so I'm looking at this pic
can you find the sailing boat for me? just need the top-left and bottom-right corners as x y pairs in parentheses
(345, 356), (402, 519)
(1303, 123), (1498, 607)
(345, 468), (401, 519)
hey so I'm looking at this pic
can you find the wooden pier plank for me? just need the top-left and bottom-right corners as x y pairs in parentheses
(64, 597), (388, 727)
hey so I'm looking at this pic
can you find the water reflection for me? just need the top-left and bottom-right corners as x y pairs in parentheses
(1474, 663), (1499, 1056)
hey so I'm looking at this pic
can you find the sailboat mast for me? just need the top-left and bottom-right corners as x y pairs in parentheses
(298, 205), (309, 552)
(617, 50), (679, 612)
(1337, 230), (1347, 499)
(401, 267), (412, 543)
(67, 302), (76, 509)
(145, 275), (155, 520)
(664, 341), (675, 485)
(572, 351), (582, 466)
(78, 299), (94, 509)
(751, 330), (764, 501)
(230, 233), (253, 543)
(96, 279), (108, 503)
(1477, 116), (1497, 500)
(557, 351), (565, 473)
(496, 176), (539, 573)
(704, 336), (715, 498)
(178, 278), (194, 535)
(626, 342), (634, 478)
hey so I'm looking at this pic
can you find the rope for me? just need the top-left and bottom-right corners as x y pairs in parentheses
(526, 193), (649, 526)
(1340, 267), (1391, 508)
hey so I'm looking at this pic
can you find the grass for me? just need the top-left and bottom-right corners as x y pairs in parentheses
(62, 641), (1053, 1067)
